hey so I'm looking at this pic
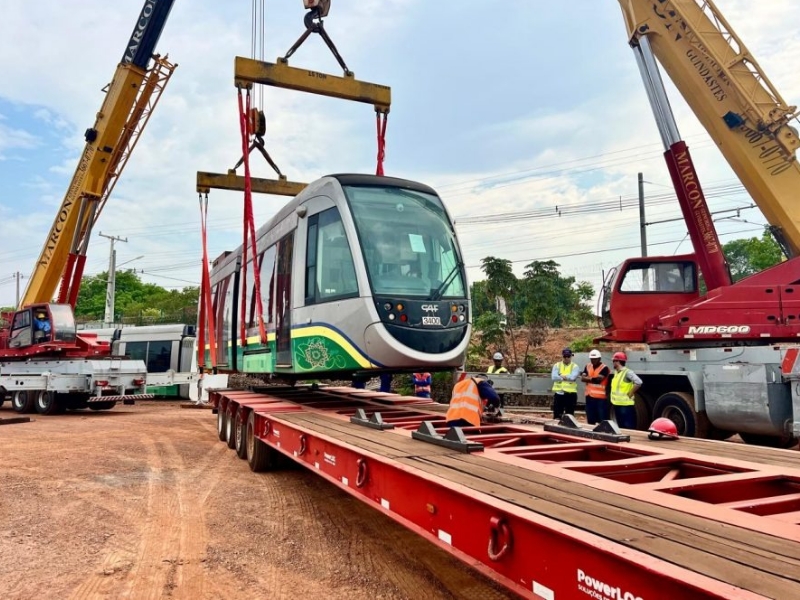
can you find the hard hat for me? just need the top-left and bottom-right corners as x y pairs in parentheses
(647, 417), (679, 440)
(492, 352), (504, 361)
(562, 348), (573, 357)
(36, 311), (46, 318)
(612, 351), (627, 362)
(589, 349), (602, 359)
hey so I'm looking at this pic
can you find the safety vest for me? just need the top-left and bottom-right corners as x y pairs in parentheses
(552, 362), (577, 394)
(585, 363), (609, 400)
(487, 365), (508, 374)
(413, 372), (431, 395)
(610, 368), (636, 406)
(446, 378), (482, 427)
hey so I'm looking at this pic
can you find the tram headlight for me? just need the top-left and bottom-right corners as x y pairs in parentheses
(383, 302), (393, 311)
(388, 313), (396, 321)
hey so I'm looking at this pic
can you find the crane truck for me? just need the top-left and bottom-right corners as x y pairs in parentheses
(458, 0), (800, 449)
(0, 0), (178, 415)
(594, 0), (800, 447)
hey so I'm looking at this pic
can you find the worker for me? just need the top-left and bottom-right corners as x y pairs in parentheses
(412, 372), (432, 398)
(33, 310), (52, 342)
(551, 347), (579, 419)
(445, 374), (500, 428)
(610, 351), (643, 429)
(487, 352), (509, 374)
(580, 349), (611, 424)
(379, 373), (393, 393)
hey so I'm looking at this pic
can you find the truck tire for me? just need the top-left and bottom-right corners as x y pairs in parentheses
(35, 391), (60, 415)
(246, 410), (279, 472)
(225, 405), (237, 450)
(216, 404), (227, 441)
(652, 391), (708, 438)
(12, 390), (35, 414)
(234, 410), (248, 459)
(739, 432), (798, 449)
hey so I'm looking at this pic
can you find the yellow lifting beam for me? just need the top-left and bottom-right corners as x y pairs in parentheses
(234, 56), (391, 112)
(196, 171), (307, 197)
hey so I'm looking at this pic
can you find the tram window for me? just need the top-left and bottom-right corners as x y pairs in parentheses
(126, 341), (147, 363)
(147, 341), (172, 373)
(306, 207), (358, 303)
(345, 185), (466, 298)
(259, 246), (277, 324)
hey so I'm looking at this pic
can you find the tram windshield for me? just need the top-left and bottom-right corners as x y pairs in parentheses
(344, 185), (466, 299)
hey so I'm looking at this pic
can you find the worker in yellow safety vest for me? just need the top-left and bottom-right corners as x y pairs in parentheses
(487, 352), (509, 374)
(610, 351), (642, 429)
(551, 347), (579, 419)
(580, 349), (612, 424)
(445, 374), (501, 428)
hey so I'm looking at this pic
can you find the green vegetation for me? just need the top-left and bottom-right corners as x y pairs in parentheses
(75, 270), (198, 325)
(723, 231), (783, 281)
(469, 257), (595, 369)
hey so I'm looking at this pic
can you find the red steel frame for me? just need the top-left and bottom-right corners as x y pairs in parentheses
(209, 386), (800, 600)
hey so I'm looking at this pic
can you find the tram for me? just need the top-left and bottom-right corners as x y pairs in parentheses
(206, 174), (471, 379)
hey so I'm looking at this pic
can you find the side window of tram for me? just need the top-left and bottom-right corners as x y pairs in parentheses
(306, 208), (358, 304)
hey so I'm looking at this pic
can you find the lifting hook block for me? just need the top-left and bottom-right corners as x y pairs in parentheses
(487, 517), (512, 562)
(356, 458), (368, 488)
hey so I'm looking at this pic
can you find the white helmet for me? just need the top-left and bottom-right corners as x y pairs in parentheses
(492, 352), (504, 361)
(589, 349), (602, 359)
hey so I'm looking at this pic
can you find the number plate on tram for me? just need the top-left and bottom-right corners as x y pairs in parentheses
(422, 316), (441, 326)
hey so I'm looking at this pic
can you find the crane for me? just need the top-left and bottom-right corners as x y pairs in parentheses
(0, 0), (178, 415)
(600, 0), (800, 347)
(21, 0), (177, 309)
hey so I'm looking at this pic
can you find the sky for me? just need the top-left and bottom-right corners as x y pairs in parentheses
(2, 0), (800, 311)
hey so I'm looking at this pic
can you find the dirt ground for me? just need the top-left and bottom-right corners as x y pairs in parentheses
(0, 402), (515, 600)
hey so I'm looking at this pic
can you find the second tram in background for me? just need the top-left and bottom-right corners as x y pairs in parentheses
(81, 324), (195, 399)
(205, 174), (471, 380)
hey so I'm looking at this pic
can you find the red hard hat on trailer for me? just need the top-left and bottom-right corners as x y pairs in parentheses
(612, 351), (627, 362)
(648, 417), (679, 440)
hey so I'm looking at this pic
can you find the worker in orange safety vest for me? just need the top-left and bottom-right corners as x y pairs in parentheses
(445, 374), (501, 428)
(580, 349), (612, 424)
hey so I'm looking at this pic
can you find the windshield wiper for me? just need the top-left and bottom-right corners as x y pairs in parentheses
(429, 261), (463, 300)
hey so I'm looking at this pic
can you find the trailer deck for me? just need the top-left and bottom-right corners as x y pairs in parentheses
(211, 386), (800, 600)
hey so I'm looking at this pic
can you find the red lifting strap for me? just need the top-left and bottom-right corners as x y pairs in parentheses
(375, 110), (388, 176)
(198, 192), (217, 371)
(236, 88), (268, 347)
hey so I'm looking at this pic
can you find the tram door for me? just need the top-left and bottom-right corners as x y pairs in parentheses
(275, 233), (294, 367)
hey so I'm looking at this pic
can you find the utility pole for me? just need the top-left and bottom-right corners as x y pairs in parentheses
(99, 232), (127, 326)
(15, 272), (21, 307)
(638, 172), (647, 257)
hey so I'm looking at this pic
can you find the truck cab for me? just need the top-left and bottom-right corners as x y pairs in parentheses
(1, 304), (77, 352)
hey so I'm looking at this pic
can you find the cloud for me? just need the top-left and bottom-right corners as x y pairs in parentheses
(0, 0), (798, 308)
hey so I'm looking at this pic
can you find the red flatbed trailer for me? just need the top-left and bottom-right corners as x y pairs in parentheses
(209, 386), (800, 599)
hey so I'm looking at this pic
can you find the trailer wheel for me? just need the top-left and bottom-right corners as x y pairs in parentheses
(234, 410), (248, 459)
(246, 410), (278, 472)
(35, 391), (60, 415)
(739, 432), (798, 449)
(12, 390), (35, 414)
(225, 405), (237, 450)
(216, 403), (227, 441)
(652, 391), (708, 438)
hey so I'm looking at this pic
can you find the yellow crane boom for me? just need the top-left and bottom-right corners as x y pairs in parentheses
(617, 0), (800, 256)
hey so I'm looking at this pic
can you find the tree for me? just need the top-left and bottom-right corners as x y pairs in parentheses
(723, 231), (783, 281)
(74, 269), (198, 324)
(469, 257), (595, 370)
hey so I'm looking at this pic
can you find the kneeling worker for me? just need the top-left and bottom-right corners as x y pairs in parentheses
(446, 374), (501, 428)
